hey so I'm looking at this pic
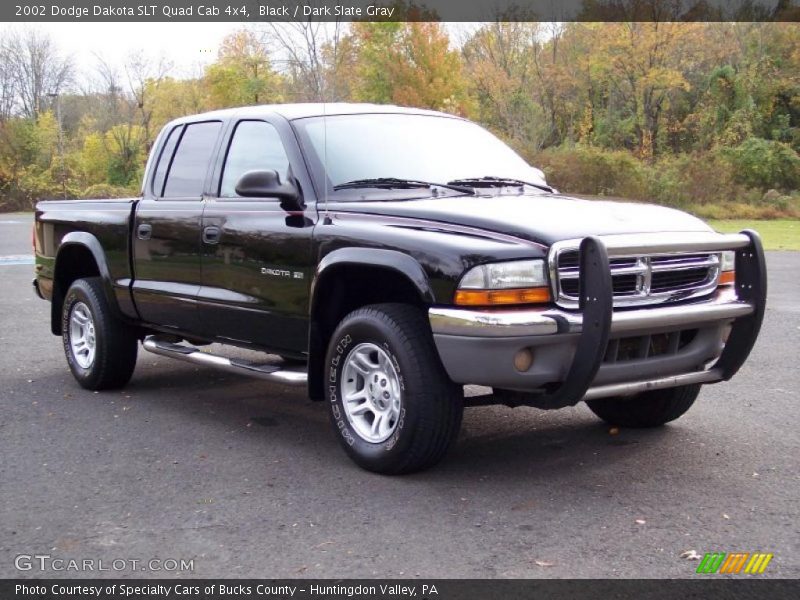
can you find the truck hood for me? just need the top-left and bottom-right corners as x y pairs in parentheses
(329, 193), (713, 246)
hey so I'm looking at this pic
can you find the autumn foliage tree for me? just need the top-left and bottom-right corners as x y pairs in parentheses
(205, 29), (285, 108)
(0, 22), (798, 218)
(348, 21), (473, 115)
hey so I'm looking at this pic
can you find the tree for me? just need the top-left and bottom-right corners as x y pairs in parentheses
(348, 21), (473, 115)
(205, 29), (283, 108)
(463, 22), (552, 150)
(124, 51), (173, 148)
(144, 76), (210, 135)
(262, 21), (347, 101)
(603, 23), (702, 158)
(4, 29), (72, 118)
(0, 39), (16, 121)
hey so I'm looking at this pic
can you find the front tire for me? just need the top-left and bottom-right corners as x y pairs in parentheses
(586, 384), (701, 428)
(325, 303), (463, 474)
(62, 277), (138, 390)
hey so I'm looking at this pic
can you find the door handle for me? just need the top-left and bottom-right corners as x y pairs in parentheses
(137, 223), (152, 240)
(202, 226), (221, 244)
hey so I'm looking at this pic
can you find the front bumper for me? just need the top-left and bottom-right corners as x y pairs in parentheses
(429, 231), (766, 407)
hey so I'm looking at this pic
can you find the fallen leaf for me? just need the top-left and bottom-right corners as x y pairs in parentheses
(635, 519), (646, 525)
(534, 560), (555, 567)
(680, 550), (701, 560)
(723, 514), (730, 519)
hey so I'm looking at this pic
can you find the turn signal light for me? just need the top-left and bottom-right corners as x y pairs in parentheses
(719, 271), (735, 286)
(454, 287), (552, 306)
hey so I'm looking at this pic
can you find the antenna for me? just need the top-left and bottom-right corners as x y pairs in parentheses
(322, 91), (331, 224)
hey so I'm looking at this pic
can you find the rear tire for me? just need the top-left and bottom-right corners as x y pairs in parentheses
(586, 384), (701, 428)
(325, 303), (463, 474)
(62, 277), (138, 390)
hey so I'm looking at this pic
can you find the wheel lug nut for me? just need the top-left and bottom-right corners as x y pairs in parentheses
(381, 379), (387, 386)
(383, 391), (390, 399)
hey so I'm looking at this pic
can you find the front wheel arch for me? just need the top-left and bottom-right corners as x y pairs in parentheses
(307, 258), (436, 401)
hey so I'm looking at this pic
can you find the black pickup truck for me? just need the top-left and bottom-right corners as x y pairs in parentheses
(33, 103), (766, 474)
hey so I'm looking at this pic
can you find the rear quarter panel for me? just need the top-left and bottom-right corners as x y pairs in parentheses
(35, 199), (137, 317)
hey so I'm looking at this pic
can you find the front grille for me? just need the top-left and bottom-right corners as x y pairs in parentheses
(552, 249), (721, 308)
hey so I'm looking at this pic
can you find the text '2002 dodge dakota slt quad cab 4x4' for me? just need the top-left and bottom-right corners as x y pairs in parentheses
(33, 104), (766, 474)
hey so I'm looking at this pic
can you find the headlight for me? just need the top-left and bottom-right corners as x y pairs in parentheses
(719, 251), (736, 286)
(455, 259), (551, 306)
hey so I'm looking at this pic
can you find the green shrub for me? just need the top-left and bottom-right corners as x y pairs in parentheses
(722, 138), (800, 190)
(532, 145), (647, 198)
(80, 183), (139, 199)
(644, 152), (757, 208)
(527, 144), (799, 219)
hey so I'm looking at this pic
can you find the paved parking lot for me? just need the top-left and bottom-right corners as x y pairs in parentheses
(1, 213), (798, 578)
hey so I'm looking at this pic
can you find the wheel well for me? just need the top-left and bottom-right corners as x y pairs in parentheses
(308, 265), (428, 400)
(51, 245), (101, 335)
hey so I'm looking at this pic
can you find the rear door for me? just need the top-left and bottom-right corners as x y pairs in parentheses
(197, 118), (315, 353)
(132, 120), (223, 332)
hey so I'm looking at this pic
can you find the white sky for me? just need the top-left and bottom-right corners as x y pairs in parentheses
(3, 21), (482, 90)
(8, 22), (243, 80)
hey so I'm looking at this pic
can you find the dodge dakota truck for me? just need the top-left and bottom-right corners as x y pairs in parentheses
(33, 104), (766, 474)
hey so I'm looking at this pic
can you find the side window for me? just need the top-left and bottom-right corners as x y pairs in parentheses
(151, 125), (182, 197)
(163, 121), (222, 198)
(220, 121), (291, 198)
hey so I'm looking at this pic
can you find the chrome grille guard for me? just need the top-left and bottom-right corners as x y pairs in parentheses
(528, 230), (766, 409)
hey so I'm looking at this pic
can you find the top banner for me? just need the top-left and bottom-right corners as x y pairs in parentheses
(4, 0), (800, 23)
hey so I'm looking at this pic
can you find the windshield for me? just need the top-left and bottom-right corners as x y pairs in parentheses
(293, 113), (547, 198)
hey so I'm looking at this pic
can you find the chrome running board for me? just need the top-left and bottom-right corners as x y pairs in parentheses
(142, 336), (307, 386)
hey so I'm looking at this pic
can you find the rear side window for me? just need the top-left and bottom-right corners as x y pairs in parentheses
(151, 125), (182, 197)
(163, 121), (222, 198)
(219, 121), (291, 198)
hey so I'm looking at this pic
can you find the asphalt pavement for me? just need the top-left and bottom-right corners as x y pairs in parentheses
(1, 213), (798, 579)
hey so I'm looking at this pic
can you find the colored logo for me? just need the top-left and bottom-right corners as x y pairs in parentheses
(696, 552), (773, 574)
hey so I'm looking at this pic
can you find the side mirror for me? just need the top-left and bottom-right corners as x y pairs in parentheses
(234, 170), (304, 211)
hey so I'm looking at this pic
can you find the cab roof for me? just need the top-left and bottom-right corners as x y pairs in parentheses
(170, 103), (462, 124)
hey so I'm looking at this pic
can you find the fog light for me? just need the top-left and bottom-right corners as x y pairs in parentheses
(514, 348), (534, 372)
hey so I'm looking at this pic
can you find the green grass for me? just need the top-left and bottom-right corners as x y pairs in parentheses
(708, 219), (800, 251)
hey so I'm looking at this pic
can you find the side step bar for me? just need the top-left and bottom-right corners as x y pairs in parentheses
(142, 336), (307, 386)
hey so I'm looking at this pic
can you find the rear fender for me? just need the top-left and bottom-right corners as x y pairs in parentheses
(51, 232), (120, 335)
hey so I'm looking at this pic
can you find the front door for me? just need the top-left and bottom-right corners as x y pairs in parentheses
(197, 119), (314, 354)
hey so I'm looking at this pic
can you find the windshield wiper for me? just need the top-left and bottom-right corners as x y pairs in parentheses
(333, 177), (475, 195)
(448, 176), (553, 193)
